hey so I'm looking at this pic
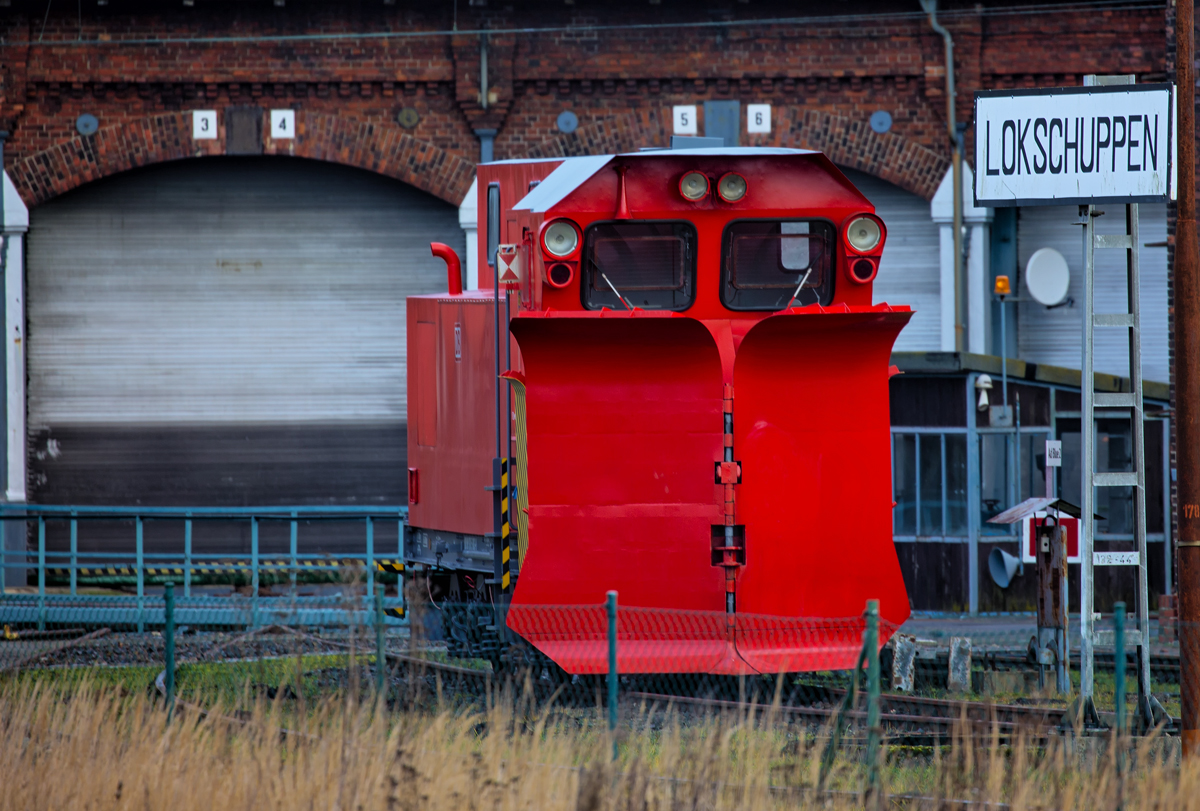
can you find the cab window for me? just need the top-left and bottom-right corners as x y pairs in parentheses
(582, 221), (697, 311)
(720, 220), (835, 310)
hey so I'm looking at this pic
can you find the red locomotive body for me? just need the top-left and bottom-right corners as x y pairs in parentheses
(406, 147), (912, 675)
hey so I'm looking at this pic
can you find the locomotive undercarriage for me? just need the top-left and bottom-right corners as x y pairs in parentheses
(405, 525), (546, 675)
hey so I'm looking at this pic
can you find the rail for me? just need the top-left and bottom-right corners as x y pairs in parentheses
(0, 504), (409, 631)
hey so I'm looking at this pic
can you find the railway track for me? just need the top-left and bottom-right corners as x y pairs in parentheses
(979, 649), (1181, 682)
(150, 628), (1182, 742)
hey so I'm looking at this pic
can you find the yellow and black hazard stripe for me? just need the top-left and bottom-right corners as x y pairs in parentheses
(384, 606), (406, 619)
(48, 558), (405, 578)
(500, 458), (513, 591)
(505, 374), (530, 565)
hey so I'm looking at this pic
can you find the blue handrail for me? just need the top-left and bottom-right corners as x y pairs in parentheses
(0, 504), (410, 630)
(0, 504), (408, 518)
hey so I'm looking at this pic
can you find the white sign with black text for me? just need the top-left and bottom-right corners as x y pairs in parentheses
(270, 110), (295, 139)
(974, 84), (1175, 206)
(1045, 440), (1062, 467)
(747, 104), (771, 134)
(192, 110), (218, 140)
(1093, 551), (1139, 567)
(673, 105), (698, 136)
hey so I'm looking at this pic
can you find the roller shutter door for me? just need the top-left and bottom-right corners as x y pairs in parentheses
(842, 169), (942, 351)
(25, 157), (465, 506)
(1016, 204), (1168, 384)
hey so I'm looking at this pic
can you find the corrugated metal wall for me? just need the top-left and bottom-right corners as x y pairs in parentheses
(843, 168), (942, 351)
(25, 156), (465, 505)
(1017, 204), (1169, 383)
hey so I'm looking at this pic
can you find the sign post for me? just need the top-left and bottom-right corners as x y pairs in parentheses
(975, 78), (1174, 728)
(1175, 0), (1200, 757)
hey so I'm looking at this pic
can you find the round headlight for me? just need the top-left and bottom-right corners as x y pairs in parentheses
(543, 220), (579, 257)
(846, 216), (882, 253)
(679, 171), (709, 201)
(717, 173), (747, 203)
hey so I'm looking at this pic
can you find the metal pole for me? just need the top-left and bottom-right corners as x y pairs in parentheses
(1115, 601), (1127, 735)
(865, 599), (882, 803)
(606, 590), (618, 761)
(966, 373), (981, 615)
(136, 516), (144, 633)
(1176, 0), (1200, 756)
(184, 515), (192, 598)
(37, 516), (45, 631)
(366, 515), (375, 600)
(1000, 297), (1008, 407)
(375, 584), (386, 700)
(289, 512), (298, 597)
(69, 516), (77, 596)
(1015, 392), (1022, 505)
(164, 581), (176, 718)
(1082, 203), (1097, 704)
(250, 515), (259, 629)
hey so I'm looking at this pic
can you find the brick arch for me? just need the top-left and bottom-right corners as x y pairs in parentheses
(523, 107), (949, 201)
(7, 111), (476, 209)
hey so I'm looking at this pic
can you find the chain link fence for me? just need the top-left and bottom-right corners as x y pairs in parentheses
(3, 583), (1191, 809)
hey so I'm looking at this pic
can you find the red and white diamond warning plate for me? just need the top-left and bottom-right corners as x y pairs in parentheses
(497, 244), (523, 288)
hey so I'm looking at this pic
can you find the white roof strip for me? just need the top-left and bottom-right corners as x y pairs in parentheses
(512, 155), (614, 212)
(479, 157), (566, 165)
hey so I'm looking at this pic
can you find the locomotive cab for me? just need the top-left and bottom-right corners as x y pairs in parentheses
(408, 148), (913, 675)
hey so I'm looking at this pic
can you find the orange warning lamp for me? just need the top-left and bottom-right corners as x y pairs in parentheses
(994, 275), (1012, 296)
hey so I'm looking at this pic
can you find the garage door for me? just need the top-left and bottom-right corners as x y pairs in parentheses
(842, 168), (941, 351)
(25, 156), (465, 506)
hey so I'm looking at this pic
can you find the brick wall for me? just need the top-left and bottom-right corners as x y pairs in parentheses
(0, 0), (1170, 207)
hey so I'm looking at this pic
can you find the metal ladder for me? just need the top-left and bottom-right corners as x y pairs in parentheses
(1076, 72), (1172, 730)
(1079, 196), (1155, 727)
(1077, 71), (1166, 729)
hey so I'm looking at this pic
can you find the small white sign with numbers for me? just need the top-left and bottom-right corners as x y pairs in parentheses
(270, 109), (295, 139)
(192, 110), (217, 140)
(1094, 551), (1139, 567)
(747, 104), (771, 134)
(673, 105), (697, 135)
(1045, 439), (1062, 467)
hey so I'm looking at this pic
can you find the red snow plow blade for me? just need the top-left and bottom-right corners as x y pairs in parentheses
(731, 305), (913, 672)
(506, 305), (912, 675)
(506, 604), (898, 675)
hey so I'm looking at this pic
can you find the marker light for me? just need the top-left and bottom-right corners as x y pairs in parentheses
(547, 262), (574, 288)
(994, 275), (1012, 296)
(679, 171), (709, 201)
(543, 220), (580, 257)
(850, 258), (877, 284)
(716, 173), (747, 203)
(846, 216), (883, 253)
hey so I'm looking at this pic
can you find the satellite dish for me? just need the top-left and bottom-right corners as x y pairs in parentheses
(1025, 247), (1070, 306)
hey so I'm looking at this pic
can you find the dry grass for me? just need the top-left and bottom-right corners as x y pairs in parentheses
(0, 677), (1197, 811)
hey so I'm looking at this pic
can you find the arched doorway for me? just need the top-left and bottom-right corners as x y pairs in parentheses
(25, 156), (465, 507)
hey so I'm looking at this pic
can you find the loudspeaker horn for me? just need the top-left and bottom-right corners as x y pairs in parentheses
(988, 547), (1023, 589)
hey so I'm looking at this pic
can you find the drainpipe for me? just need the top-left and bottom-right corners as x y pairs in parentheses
(476, 129), (497, 164)
(921, 0), (964, 353)
(475, 32), (496, 164)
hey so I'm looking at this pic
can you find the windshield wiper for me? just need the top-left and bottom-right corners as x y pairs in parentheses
(601, 272), (633, 310)
(782, 268), (815, 311)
